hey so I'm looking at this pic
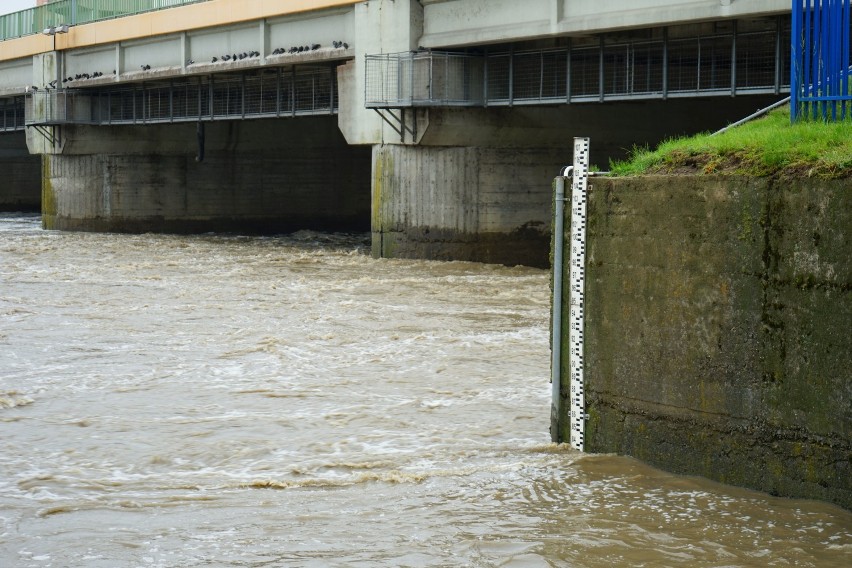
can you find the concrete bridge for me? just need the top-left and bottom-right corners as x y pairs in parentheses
(0, 0), (790, 266)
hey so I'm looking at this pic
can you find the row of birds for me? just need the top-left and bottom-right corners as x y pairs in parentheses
(210, 50), (261, 63)
(207, 41), (349, 62)
(30, 40), (352, 90)
(29, 70), (109, 90)
(64, 71), (108, 83)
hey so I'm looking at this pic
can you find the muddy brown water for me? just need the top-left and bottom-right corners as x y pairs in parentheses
(1, 213), (849, 567)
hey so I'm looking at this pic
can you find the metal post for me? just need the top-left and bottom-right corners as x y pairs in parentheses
(566, 40), (572, 103)
(508, 47), (514, 106)
(208, 74), (214, 120)
(774, 15), (782, 95)
(598, 36), (605, 101)
(409, 50), (415, 106)
(844, 0), (851, 119)
(551, 173), (567, 443)
(276, 67), (282, 117)
(329, 66), (335, 114)
(483, 48), (489, 105)
(429, 52), (434, 102)
(662, 27), (669, 99)
(730, 20), (737, 96)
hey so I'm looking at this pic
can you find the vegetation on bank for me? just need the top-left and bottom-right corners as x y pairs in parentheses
(610, 105), (852, 178)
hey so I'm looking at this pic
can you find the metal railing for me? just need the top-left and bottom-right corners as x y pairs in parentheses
(367, 17), (792, 108)
(1, 0), (212, 41)
(791, 0), (852, 121)
(25, 66), (338, 126)
(0, 96), (26, 131)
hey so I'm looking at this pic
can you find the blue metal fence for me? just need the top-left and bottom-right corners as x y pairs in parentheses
(791, 0), (852, 121)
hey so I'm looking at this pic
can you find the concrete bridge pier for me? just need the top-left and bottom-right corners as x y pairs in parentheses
(362, 95), (783, 268)
(371, 141), (563, 268)
(0, 132), (41, 212)
(30, 118), (372, 234)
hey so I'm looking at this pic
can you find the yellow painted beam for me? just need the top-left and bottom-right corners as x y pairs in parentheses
(0, 34), (53, 61)
(0, 0), (360, 62)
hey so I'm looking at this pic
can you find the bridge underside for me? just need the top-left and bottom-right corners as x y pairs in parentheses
(40, 117), (371, 235)
(0, 131), (40, 211)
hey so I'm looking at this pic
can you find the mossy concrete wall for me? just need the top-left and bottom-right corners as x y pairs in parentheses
(0, 132), (40, 211)
(556, 175), (851, 509)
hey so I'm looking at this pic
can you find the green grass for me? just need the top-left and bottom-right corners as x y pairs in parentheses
(609, 105), (852, 178)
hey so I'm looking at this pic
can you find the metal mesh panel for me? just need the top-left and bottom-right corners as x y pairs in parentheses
(698, 35), (733, 91)
(0, 97), (26, 131)
(737, 31), (777, 90)
(513, 52), (544, 100)
(485, 53), (511, 102)
(365, 55), (402, 106)
(366, 52), (483, 106)
(25, 90), (95, 124)
(430, 53), (483, 104)
(24, 65), (337, 126)
(667, 37), (700, 92)
(541, 51), (568, 100)
(213, 75), (244, 118)
(144, 83), (171, 121)
(625, 40), (664, 96)
(259, 70), (280, 115)
(295, 68), (329, 112)
(570, 46), (600, 99)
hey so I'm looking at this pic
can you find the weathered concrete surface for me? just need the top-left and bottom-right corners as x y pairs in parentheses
(372, 144), (562, 267)
(42, 117), (371, 234)
(556, 175), (851, 508)
(0, 132), (40, 211)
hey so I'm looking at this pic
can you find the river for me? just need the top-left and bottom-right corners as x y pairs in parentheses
(1, 212), (849, 567)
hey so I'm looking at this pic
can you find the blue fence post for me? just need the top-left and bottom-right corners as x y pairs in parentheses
(792, 0), (802, 120)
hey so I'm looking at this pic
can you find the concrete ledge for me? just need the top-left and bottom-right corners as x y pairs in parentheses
(373, 225), (549, 267)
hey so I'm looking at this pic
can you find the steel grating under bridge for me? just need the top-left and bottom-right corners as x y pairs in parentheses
(24, 66), (338, 127)
(1, 97), (26, 132)
(366, 16), (798, 108)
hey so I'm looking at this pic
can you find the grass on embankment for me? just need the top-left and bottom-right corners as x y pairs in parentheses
(610, 104), (852, 178)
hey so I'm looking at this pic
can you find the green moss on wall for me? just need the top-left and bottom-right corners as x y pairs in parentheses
(41, 155), (56, 229)
(570, 175), (851, 509)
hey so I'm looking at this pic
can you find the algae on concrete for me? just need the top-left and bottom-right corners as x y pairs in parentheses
(561, 174), (851, 509)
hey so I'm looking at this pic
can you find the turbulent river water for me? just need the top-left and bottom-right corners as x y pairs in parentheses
(0, 213), (849, 567)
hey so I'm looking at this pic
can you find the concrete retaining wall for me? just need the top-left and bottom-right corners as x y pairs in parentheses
(0, 132), (40, 211)
(42, 117), (371, 234)
(555, 175), (851, 509)
(372, 144), (564, 267)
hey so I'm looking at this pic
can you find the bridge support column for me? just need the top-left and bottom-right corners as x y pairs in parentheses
(35, 118), (371, 234)
(0, 132), (41, 212)
(371, 143), (564, 268)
